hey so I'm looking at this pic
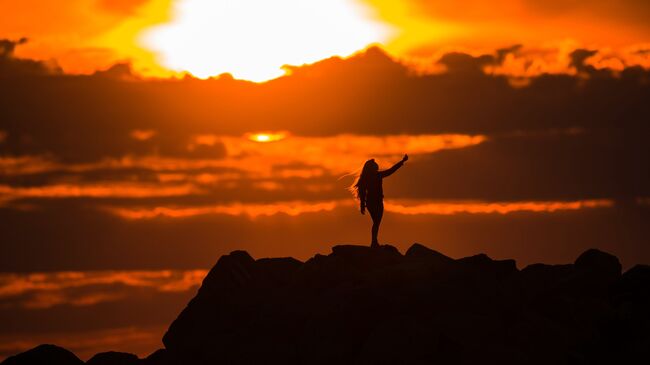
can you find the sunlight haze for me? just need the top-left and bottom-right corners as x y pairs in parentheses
(140, 0), (392, 81)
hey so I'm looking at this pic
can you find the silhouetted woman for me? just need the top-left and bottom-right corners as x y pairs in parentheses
(351, 154), (408, 247)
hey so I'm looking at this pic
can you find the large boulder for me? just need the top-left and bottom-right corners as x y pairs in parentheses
(457, 253), (518, 279)
(611, 264), (650, 305)
(85, 351), (139, 365)
(162, 250), (304, 364)
(583, 264), (650, 364)
(574, 248), (622, 280)
(405, 243), (452, 260)
(141, 349), (170, 365)
(1, 345), (83, 365)
(566, 249), (622, 299)
(162, 244), (537, 365)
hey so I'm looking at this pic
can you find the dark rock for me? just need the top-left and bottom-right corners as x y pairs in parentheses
(331, 244), (401, 261)
(519, 263), (576, 294)
(162, 250), (304, 364)
(1, 344), (83, 365)
(457, 253), (518, 279)
(575, 248), (622, 280)
(85, 351), (139, 365)
(141, 349), (169, 365)
(575, 265), (650, 364)
(609, 265), (650, 346)
(405, 243), (454, 263)
(198, 250), (256, 292)
(255, 257), (303, 286)
(330, 244), (402, 270)
(163, 245), (538, 365)
(611, 264), (650, 304)
(549, 249), (622, 300)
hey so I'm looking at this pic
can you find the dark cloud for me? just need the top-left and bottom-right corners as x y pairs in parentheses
(569, 48), (602, 75)
(0, 38), (60, 77)
(495, 44), (523, 64)
(437, 52), (495, 74)
(2, 45), (649, 148)
(91, 62), (138, 81)
(0, 44), (648, 273)
(390, 130), (650, 202)
(0, 38), (27, 57)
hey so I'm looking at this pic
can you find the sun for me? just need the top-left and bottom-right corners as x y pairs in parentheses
(139, 0), (392, 82)
(247, 132), (288, 143)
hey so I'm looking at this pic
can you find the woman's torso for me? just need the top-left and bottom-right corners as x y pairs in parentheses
(365, 174), (383, 202)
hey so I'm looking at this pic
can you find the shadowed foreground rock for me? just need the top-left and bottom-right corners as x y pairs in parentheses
(1, 345), (83, 365)
(3, 244), (649, 365)
(86, 352), (140, 365)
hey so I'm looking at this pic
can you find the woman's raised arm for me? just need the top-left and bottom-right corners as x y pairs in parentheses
(379, 154), (408, 178)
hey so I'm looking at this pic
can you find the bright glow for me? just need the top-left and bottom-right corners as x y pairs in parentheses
(130, 129), (157, 141)
(140, 0), (392, 81)
(247, 132), (288, 143)
(104, 198), (615, 220)
(385, 199), (615, 215)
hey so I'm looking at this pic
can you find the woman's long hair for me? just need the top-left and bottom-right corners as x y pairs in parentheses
(348, 159), (378, 200)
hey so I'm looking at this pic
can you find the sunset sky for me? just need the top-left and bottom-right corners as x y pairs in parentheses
(1, 0), (649, 361)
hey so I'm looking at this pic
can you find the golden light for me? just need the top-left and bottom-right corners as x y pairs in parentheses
(130, 129), (157, 141)
(139, 0), (392, 82)
(247, 132), (288, 143)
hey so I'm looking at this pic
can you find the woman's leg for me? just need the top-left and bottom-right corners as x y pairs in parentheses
(368, 201), (383, 246)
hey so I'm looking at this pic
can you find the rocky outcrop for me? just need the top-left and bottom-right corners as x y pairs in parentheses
(3, 244), (648, 365)
(1, 344), (83, 365)
(584, 264), (650, 364)
(140, 349), (169, 365)
(158, 244), (645, 365)
(86, 352), (140, 365)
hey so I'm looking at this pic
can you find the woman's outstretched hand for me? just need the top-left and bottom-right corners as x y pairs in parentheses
(402, 154), (409, 162)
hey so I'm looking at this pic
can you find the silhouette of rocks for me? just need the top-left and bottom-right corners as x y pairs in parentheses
(574, 248), (622, 279)
(612, 264), (650, 304)
(158, 244), (648, 364)
(86, 351), (139, 365)
(457, 253), (517, 279)
(1, 344), (83, 365)
(405, 242), (453, 263)
(140, 349), (170, 365)
(582, 264), (650, 364)
(5, 244), (649, 365)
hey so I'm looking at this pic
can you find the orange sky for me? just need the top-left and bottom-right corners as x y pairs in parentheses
(2, 1), (650, 361)
(2, 0), (649, 80)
